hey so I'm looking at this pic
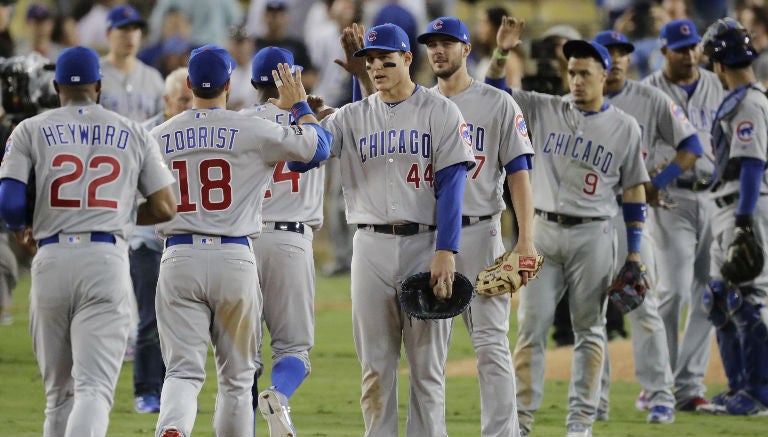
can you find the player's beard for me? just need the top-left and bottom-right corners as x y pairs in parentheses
(433, 57), (462, 79)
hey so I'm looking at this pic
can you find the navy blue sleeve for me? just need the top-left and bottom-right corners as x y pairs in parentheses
(434, 163), (467, 252)
(504, 154), (533, 174)
(286, 123), (331, 173)
(0, 178), (28, 231)
(737, 157), (765, 216)
(352, 76), (361, 102)
(484, 76), (511, 94)
(677, 133), (703, 157)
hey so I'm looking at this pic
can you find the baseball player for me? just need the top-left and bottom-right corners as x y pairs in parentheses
(239, 46), (325, 436)
(587, 30), (705, 424)
(486, 18), (649, 437)
(151, 45), (331, 437)
(100, 5), (164, 122)
(0, 46), (177, 437)
(417, 17), (536, 437)
(99, 4), (166, 365)
(127, 67), (194, 415)
(292, 23), (475, 437)
(700, 17), (768, 415)
(642, 18), (725, 411)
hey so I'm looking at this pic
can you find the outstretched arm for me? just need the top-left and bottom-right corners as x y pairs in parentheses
(487, 16), (525, 80)
(334, 23), (375, 97)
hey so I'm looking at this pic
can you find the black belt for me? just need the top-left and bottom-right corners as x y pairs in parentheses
(675, 178), (712, 192)
(714, 192), (739, 208)
(269, 221), (305, 234)
(38, 232), (116, 248)
(535, 209), (607, 226)
(461, 215), (493, 226)
(358, 223), (436, 236)
(165, 234), (249, 247)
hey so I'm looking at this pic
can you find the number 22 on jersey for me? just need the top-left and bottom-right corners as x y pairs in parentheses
(49, 153), (121, 209)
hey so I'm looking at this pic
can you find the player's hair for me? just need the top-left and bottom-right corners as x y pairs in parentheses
(164, 67), (188, 96)
(191, 84), (226, 99)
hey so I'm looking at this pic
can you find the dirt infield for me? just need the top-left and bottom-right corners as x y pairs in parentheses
(446, 336), (727, 383)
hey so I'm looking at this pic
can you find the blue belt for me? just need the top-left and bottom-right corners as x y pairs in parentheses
(165, 234), (250, 248)
(38, 232), (116, 248)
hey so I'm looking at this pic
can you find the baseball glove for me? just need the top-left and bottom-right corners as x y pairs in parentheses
(606, 260), (650, 314)
(721, 226), (764, 284)
(475, 251), (544, 296)
(399, 272), (474, 320)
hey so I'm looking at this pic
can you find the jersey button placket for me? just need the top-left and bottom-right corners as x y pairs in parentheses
(385, 109), (399, 221)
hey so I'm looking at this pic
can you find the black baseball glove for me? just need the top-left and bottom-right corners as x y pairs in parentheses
(606, 260), (650, 314)
(721, 225), (764, 284)
(399, 272), (474, 320)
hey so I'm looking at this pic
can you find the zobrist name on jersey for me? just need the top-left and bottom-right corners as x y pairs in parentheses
(542, 131), (615, 174)
(42, 123), (131, 149)
(161, 126), (240, 154)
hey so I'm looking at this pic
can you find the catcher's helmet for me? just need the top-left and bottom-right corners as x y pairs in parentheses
(702, 17), (757, 66)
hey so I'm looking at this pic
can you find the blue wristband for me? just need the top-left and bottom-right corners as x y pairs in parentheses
(622, 202), (647, 223)
(290, 101), (313, 120)
(626, 224), (643, 253)
(650, 162), (683, 189)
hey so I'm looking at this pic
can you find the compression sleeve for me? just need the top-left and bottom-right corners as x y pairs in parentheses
(286, 123), (332, 173)
(0, 178), (27, 231)
(434, 163), (467, 252)
(737, 157), (765, 217)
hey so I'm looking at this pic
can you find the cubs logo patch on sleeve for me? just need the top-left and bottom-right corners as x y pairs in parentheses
(670, 101), (689, 122)
(737, 120), (754, 142)
(515, 114), (528, 138)
(460, 123), (472, 147)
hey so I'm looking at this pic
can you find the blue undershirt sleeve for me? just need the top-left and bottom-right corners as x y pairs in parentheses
(737, 157), (765, 217)
(286, 123), (332, 173)
(352, 76), (361, 102)
(677, 133), (704, 157)
(434, 163), (468, 253)
(484, 76), (511, 93)
(504, 154), (533, 174)
(0, 178), (28, 231)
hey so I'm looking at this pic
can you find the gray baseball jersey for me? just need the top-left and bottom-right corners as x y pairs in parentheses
(100, 58), (165, 122)
(322, 85), (474, 437)
(436, 80), (534, 215)
(0, 103), (174, 240)
(151, 107), (323, 437)
(152, 109), (319, 238)
(592, 78), (694, 412)
(0, 101), (174, 437)
(510, 89), (649, 217)
(239, 102), (324, 391)
(643, 68), (724, 403)
(643, 68), (724, 179)
(322, 86), (476, 225)
(438, 80), (533, 437)
(604, 79), (698, 168)
(507, 89), (649, 434)
(240, 103), (325, 228)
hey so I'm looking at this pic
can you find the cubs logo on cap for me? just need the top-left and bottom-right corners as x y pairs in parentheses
(660, 19), (701, 49)
(417, 17), (471, 44)
(354, 23), (411, 57)
(106, 5), (146, 30)
(593, 30), (634, 54)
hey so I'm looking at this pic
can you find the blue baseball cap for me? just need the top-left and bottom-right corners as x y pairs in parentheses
(354, 23), (411, 57)
(417, 17), (470, 44)
(251, 46), (303, 84)
(107, 5), (146, 30)
(593, 30), (634, 54)
(188, 45), (236, 89)
(55, 46), (102, 85)
(562, 39), (613, 71)
(661, 19), (701, 49)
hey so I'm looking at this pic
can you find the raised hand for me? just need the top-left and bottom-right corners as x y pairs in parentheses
(268, 62), (307, 111)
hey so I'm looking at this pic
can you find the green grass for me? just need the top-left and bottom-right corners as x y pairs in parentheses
(0, 273), (764, 436)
